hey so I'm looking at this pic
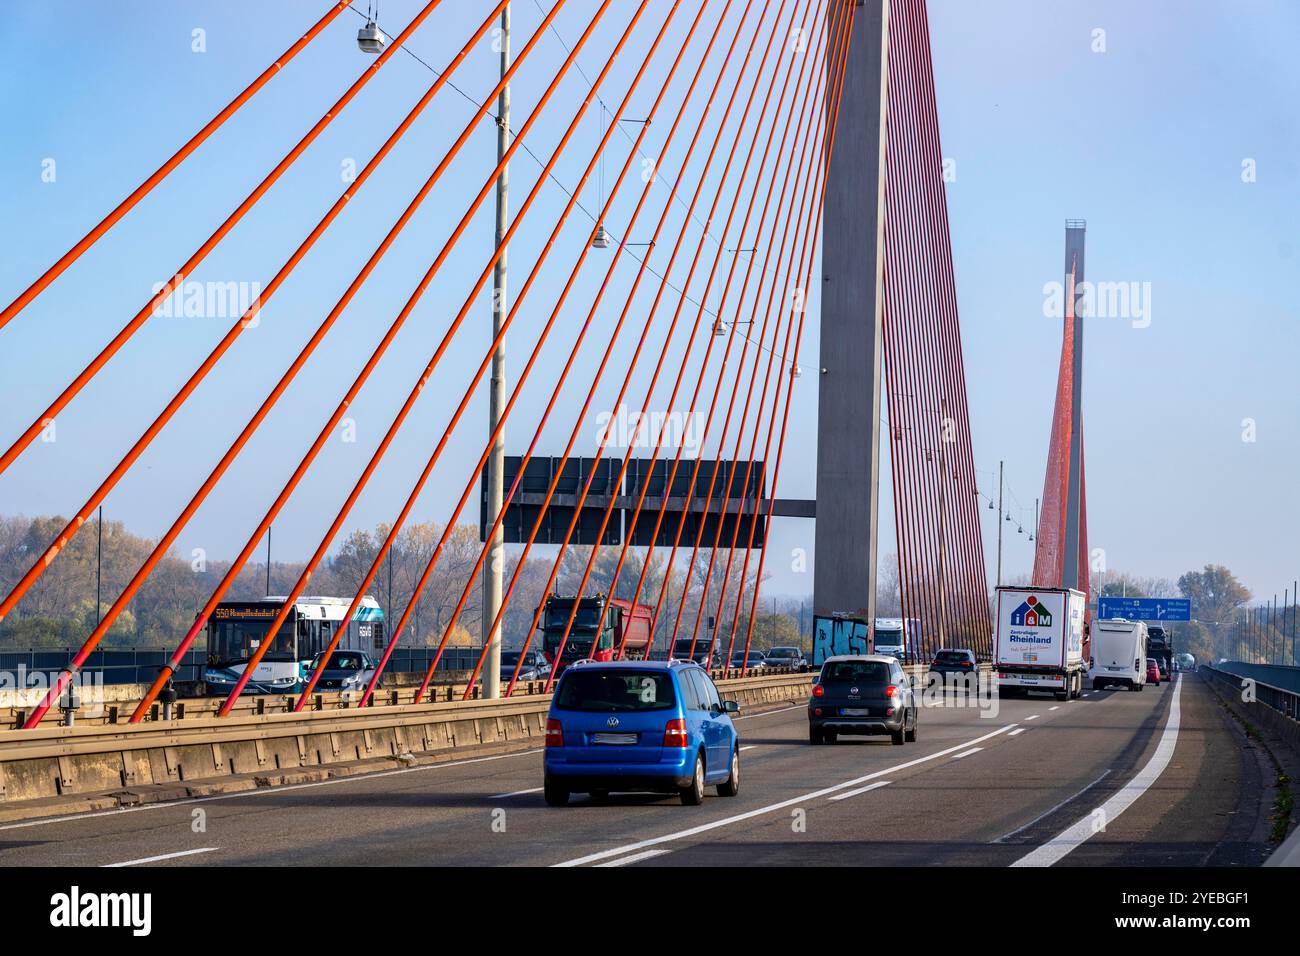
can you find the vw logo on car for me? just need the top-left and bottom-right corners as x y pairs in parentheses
(606, 716), (620, 728)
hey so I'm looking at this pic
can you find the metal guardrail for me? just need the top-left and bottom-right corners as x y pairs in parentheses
(1204, 662), (1300, 722)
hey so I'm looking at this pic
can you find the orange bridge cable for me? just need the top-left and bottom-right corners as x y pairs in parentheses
(740, 2), (857, 660)
(120, 0), (563, 725)
(0, 0), (517, 628)
(357, 0), (729, 707)
(591, 0), (822, 659)
(507, 0), (798, 698)
(727, 19), (851, 667)
(38, 1), (543, 733)
(0, 0), (447, 478)
(672, 7), (847, 659)
(0, 2), (351, 333)
(456, 0), (761, 701)
(705, 0), (853, 667)
(447, 0), (759, 702)
(213, 0), (640, 718)
(301, 0), (698, 710)
(452, 0), (759, 701)
(646, 0), (847, 647)
(611, 0), (827, 661)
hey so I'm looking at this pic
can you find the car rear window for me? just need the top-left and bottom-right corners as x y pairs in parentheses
(934, 651), (970, 663)
(554, 671), (677, 712)
(821, 660), (890, 683)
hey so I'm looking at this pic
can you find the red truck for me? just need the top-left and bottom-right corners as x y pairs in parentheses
(537, 594), (654, 676)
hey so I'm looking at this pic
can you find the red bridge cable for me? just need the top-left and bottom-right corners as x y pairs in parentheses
(676, 10), (847, 667)
(460, 0), (790, 702)
(683, 5), (851, 673)
(738, 4), (857, 661)
(353, 0), (721, 710)
(615, 0), (828, 661)
(121, 0), (559, 725)
(463, 0), (778, 702)
(0, 2), (350, 333)
(25, 0), (523, 730)
(569, 0), (825, 672)
(299, 0), (701, 710)
(212, 0), (638, 718)
(517, 0), (824, 698)
(0, 0), (447, 478)
(648, 1), (847, 654)
(0, 0), (515, 628)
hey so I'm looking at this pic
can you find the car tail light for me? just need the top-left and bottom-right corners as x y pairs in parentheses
(663, 718), (689, 747)
(545, 719), (564, 747)
(813, 684), (825, 697)
(961, 661), (972, 668)
(886, 707), (896, 716)
(814, 707), (823, 716)
(885, 684), (900, 699)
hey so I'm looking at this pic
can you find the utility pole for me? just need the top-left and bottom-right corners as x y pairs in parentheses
(482, 3), (511, 699)
(95, 505), (103, 626)
(995, 460), (1004, 588)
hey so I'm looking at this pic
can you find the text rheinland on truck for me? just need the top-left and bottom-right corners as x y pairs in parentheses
(993, 586), (1087, 701)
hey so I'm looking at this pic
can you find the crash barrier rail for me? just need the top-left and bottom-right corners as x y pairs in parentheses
(2, 662), (810, 729)
(1202, 663), (1300, 751)
(0, 646), (489, 686)
(0, 671), (814, 805)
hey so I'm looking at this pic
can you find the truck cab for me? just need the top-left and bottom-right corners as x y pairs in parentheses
(537, 594), (653, 677)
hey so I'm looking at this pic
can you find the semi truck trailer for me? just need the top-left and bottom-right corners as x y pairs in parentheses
(993, 586), (1087, 701)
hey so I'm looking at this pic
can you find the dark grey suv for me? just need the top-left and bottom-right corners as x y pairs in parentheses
(809, 655), (917, 746)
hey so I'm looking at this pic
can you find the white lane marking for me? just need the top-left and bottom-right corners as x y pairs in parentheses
(1024, 715), (1040, 721)
(735, 703), (803, 721)
(1049, 706), (1059, 711)
(491, 787), (543, 799)
(1013, 676), (1182, 867)
(739, 745), (759, 752)
(103, 847), (217, 868)
(827, 781), (891, 802)
(952, 747), (983, 759)
(992, 769), (1112, 844)
(0, 748), (544, 833)
(553, 723), (1018, 867)
(1008, 728), (1026, 737)
(594, 848), (672, 868)
(1082, 693), (1091, 698)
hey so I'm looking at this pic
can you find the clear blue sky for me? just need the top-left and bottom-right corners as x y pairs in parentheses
(1, 1), (1296, 608)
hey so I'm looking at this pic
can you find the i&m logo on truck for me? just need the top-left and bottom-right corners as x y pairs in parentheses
(1010, 596), (1052, 628)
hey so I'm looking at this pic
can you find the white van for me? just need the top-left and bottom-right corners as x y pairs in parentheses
(1090, 618), (1148, 691)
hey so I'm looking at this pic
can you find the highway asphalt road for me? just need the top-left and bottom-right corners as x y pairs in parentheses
(0, 673), (1277, 867)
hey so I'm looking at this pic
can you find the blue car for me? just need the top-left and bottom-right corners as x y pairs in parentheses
(543, 660), (741, 806)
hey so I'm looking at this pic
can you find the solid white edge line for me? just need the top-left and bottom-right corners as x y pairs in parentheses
(992, 769), (1112, 844)
(1012, 675), (1182, 867)
(827, 780), (892, 802)
(553, 722), (1018, 867)
(103, 847), (218, 868)
(594, 848), (673, 867)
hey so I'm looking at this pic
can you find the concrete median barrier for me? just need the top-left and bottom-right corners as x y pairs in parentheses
(0, 671), (812, 818)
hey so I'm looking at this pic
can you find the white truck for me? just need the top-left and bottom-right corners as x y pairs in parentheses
(993, 586), (1087, 701)
(1090, 618), (1148, 691)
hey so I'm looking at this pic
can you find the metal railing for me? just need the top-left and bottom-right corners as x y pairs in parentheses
(1204, 661), (1300, 722)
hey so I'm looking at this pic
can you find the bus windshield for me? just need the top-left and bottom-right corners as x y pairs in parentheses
(208, 617), (295, 666)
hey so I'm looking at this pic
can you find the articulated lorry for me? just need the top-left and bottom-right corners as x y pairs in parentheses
(537, 594), (653, 677)
(993, 586), (1087, 701)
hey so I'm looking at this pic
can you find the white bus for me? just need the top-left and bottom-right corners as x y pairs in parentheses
(202, 595), (385, 695)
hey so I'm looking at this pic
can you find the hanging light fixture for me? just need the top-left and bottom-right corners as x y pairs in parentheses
(357, 2), (386, 54)
(790, 362), (802, 378)
(591, 223), (611, 248)
(712, 318), (730, 336)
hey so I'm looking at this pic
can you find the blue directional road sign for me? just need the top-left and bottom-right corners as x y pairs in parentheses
(1097, 597), (1191, 621)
